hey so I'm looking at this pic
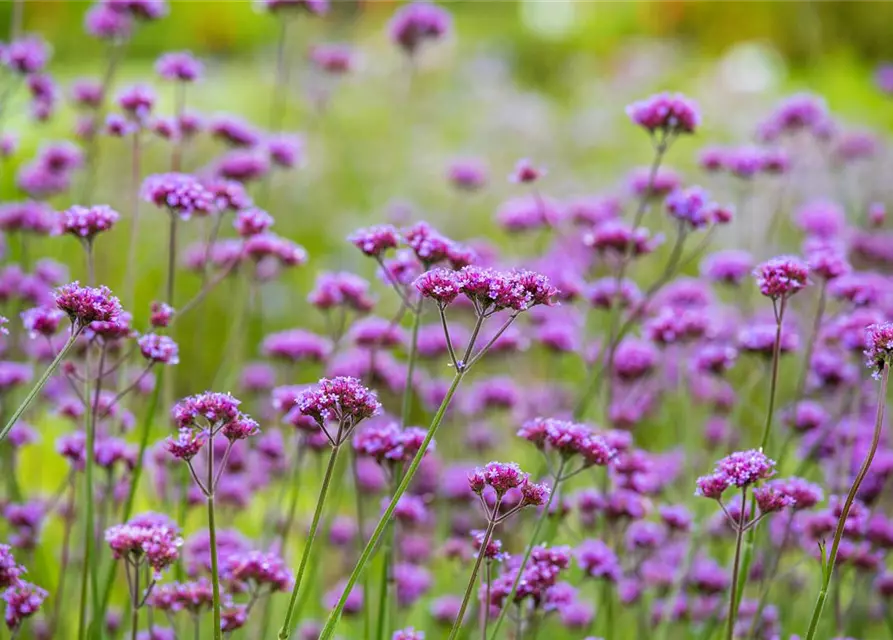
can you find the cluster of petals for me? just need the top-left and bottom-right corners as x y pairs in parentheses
(54, 281), (123, 326)
(104, 513), (183, 578)
(753, 256), (810, 299)
(415, 265), (557, 312)
(626, 92), (700, 136)
(294, 376), (380, 429)
(518, 418), (616, 467)
(388, 1), (452, 54)
(467, 461), (550, 507)
(696, 449), (777, 500)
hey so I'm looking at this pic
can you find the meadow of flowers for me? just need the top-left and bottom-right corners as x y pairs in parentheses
(2, 1), (893, 639)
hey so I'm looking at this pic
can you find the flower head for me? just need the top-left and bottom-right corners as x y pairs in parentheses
(141, 173), (215, 219)
(138, 334), (179, 365)
(295, 376), (380, 430)
(349, 225), (400, 258)
(3, 582), (47, 630)
(62, 204), (120, 240)
(54, 282), (122, 327)
(865, 322), (893, 379)
(753, 256), (809, 299)
(626, 92), (700, 136)
(155, 51), (203, 82)
(105, 513), (182, 578)
(388, 1), (452, 55)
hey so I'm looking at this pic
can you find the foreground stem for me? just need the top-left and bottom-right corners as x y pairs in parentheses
(278, 443), (342, 639)
(804, 364), (889, 639)
(319, 372), (465, 639)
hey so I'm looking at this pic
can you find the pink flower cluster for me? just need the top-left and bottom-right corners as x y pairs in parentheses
(54, 281), (123, 326)
(104, 513), (183, 578)
(626, 92), (700, 136)
(415, 265), (558, 313)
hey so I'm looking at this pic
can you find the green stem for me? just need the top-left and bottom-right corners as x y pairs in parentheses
(319, 372), (465, 639)
(759, 297), (786, 451)
(449, 507), (500, 639)
(77, 346), (96, 640)
(208, 441), (223, 640)
(0, 328), (80, 442)
(375, 473), (400, 640)
(488, 462), (566, 640)
(804, 364), (889, 640)
(278, 443), (343, 639)
(726, 489), (748, 640)
(401, 308), (422, 427)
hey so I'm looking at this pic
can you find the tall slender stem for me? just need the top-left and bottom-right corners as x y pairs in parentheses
(449, 509), (499, 639)
(124, 130), (143, 307)
(76, 346), (96, 640)
(759, 297), (787, 450)
(0, 328), (80, 442)
(482, 562), (492, 640)
(278, 443), (343, 639)
(488, 462), (566, 640)
(130, 560), (140, 640)
(166, 211), (178, 305)
(207, 438), (223, 640)
(726, 489), (748, 640)
(804, 364), (889, 640)
(401, 308), (422, 426)
(319, 372), (465, 639)
(50, 482), (76, 637)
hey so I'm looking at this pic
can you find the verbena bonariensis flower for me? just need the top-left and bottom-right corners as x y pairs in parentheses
(753, 256), (809, 300)
(864, 322), (893, 379)
(0, 545), (23, 590)
(348, 224), (400, 258)
(583, 220), (663, 257)
(223, 550), (293, 593)
(233, 207), (274, 237)
(54, 282), (123, 328)
(447, 158), (488, 191)
(664, 186), (714, 229)
(150, 302), (174, 328)
(509, 158), (545, 184)
(155, 50), (203, 82)
(626, 92), (700, 137)
(0, 201), (57, 235)
(402, 221), (470, 268)
(105, 0), (169, 21)
(353, 421), (431, 467)
(62, 204), (120, 240)
(518, 418), (616, 469)
(348, 316), (406, 349)
(138, 333), (180, 365)
(210, 114), (261, 148)
(0, 36), (49, 75)
(172, 392), (242, 430)
(117, 83), (156, 120)
(795, 199), (846, 238)
(20, 306), (64, 338)
(294, 376), (380, 437)
(204, 178), (252, 212)
(141, 173), (215, 219)
(105, 513), (183, 579)
(415, 266), (557, 314)
(495, 195), (562, 233)
(757, 92), (831, 141)
(585, 277), (642, 310)
(308, 272), (375, 313)
(262, 329), (332, 363)
(467, 461), (550, 508)
(392, 628), (424, 640)
(148, 579), (215, 613)
(309, 43), (355, 75)
(3, 581), (48, 630)
(695, 449), (776, 501)
(388, 1), (452, 55)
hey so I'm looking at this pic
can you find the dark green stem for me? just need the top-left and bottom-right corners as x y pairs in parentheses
(804, 364), (889, 640)
(278, 443), (343, 639)
(319, 372), (465, 639)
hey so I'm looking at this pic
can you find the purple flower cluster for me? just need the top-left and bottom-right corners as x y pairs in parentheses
(626, 92), (700, 136)
(105, 513), (183, 578)
(388, 1), (452, 55)
(141, 173), (215, 219)
(415, 265), (557, 313)
(696, 449), (777, 500)
(54, 281), (123, 327)
(753, 256), (810, 300)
